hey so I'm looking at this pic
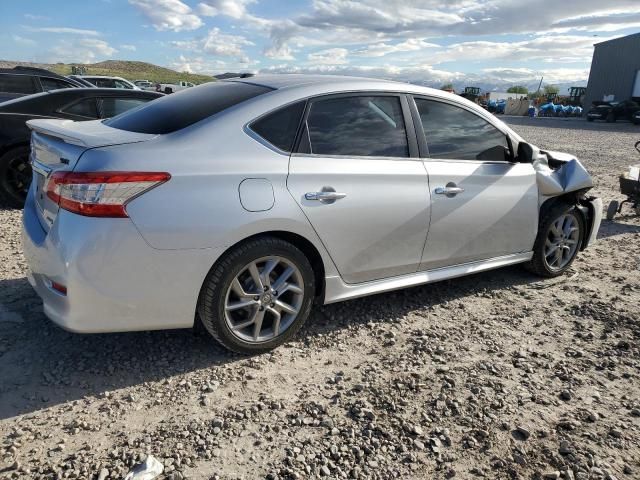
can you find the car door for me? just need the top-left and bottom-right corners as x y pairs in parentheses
(412, 96), (538, 270)
(287, 93), (430, 284)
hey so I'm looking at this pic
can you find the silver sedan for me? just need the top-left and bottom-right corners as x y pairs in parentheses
(22, 75), (602, 353)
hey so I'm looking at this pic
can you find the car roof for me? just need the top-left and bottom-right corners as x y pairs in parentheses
(228, 74), (401, 90)
(229, 74), (459, 100)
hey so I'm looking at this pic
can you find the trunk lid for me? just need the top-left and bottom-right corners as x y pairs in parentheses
(27, 119), (156, 231)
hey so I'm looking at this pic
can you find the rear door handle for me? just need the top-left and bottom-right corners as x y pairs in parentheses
(434, 184), (464, 197)
(305, 191), (347, 203)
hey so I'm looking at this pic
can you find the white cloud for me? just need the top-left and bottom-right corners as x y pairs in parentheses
(24, 26), (101, 36)
(307, 48), (349, 65)
(170, 54), (257, 74)
(49, 38), (118, 63)
(263, 0), (640, 60)
(171, 28), (254, 63)
(24, 14), (50, 21)
(129, 0), (203, 32)
(423, 35), (609, 66)
(354, 39), (440, 57)
(120, 44), (137, 51)
(196, 0), (256, 19)
(13, 35), (37, 46)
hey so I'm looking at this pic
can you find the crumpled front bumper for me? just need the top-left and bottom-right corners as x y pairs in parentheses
(582, 197), (603, 249)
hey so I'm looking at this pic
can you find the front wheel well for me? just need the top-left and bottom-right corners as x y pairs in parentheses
(539, 192), (592, 250)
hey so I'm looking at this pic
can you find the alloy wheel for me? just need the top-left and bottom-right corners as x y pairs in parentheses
(544, 213), (580, 271)
(224, 256), (304, 343)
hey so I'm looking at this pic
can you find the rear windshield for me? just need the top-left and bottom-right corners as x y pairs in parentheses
(104, 81), (272, 134)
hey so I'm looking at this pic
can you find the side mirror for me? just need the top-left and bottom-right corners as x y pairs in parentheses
(516, 141), (534, 164)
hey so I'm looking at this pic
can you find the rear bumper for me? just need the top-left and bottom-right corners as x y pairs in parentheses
(22, 194), (224, 333)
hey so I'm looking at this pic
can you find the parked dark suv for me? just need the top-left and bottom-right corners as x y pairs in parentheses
(0, 66), (83, 103)
(586, 99), (640, 123)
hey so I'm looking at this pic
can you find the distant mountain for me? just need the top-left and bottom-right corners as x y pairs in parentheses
(0, 60), (214, 84)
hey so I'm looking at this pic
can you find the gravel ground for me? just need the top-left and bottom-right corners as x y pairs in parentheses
(1, 116), (639, 480)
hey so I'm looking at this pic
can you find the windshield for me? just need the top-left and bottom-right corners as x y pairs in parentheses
(105, 81), (272, 134)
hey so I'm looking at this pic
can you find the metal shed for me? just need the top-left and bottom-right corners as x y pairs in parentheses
(584, 32), (640, 108)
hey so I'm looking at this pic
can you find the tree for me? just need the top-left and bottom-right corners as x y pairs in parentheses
(543, 85), (559, 95)
(507, 85), (528, 94)
(440, 83), (454, 91)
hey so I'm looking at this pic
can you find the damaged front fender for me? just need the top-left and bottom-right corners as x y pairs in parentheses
(532, 148), (594, 198)
(527, 144), (602, 248)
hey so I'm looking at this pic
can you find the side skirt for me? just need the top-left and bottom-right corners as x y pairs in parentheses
(323, 252), (533, 304)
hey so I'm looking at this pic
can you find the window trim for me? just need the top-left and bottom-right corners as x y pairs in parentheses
(291, 91), (419, 160)
(56, 97), (100, 120)
(409, 95), (515, 164)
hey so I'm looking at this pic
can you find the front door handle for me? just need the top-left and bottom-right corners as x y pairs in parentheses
(305, 189), (347, 204)
(434, 183), (464, 197)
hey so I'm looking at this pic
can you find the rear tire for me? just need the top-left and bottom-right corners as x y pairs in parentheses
(606, 112), (615, 123)
(0, 146), (31, 209)
(606, 200), (619, 220)
(525, 203), (585, 278)
(197, 236), (316, 354)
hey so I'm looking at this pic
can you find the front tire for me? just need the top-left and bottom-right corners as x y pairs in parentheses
(197, 236), (316, 354)
(526, 203), (585, 278)
(0, 146), (31, 208)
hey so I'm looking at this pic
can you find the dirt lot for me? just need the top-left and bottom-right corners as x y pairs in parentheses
(1, 117), (639, 480)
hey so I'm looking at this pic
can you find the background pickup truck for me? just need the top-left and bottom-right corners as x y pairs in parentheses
(156, 80), (195, 94)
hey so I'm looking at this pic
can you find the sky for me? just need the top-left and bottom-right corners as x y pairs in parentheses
(2, 0), (640, 91)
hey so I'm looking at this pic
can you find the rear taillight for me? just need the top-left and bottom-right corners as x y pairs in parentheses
(46, 171), (170, 218)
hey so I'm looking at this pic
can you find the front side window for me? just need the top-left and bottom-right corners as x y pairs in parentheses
(250, 101), (305, 152)
(101, 97), (149, 118)
(40, 77), (74, 91)
(60, 98), (99, 118)
(415, 98), (510, 161)
(305, 96), (409, 157)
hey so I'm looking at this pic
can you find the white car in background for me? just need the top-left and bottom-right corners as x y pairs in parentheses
(134, 80), (155, 90)
(78, 76), (140, 90)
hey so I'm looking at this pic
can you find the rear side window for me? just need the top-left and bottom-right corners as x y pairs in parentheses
(101, 97), (149, 118)
(415, 98), (510, 161)
(0, 74), (36, 94)
(60, 98), (99, 118)
(40, 77), (74, 91)
(250, 101), (305, 152)
(304, 96), (409, 157)
(105, 82), (272, 134)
